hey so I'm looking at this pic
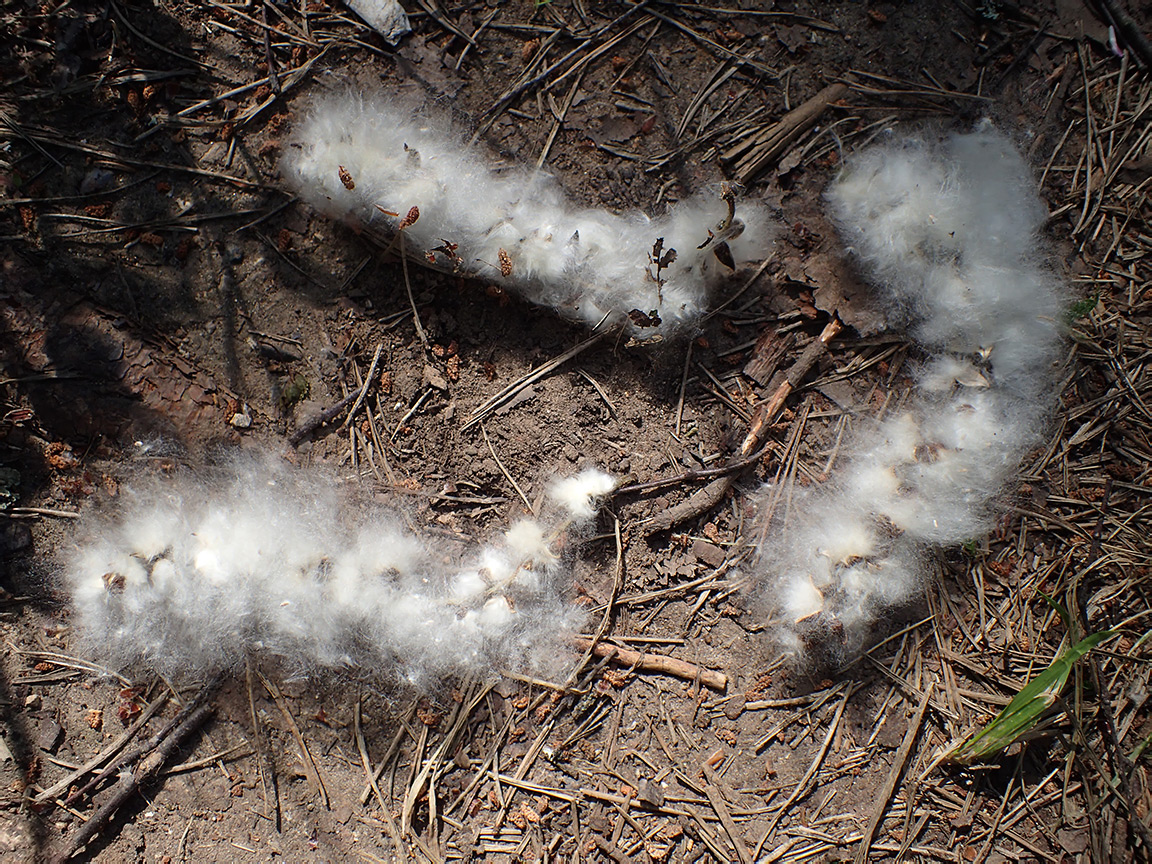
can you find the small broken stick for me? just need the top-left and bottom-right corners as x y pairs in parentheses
(55, 700), (215, 862)
(573, 637), (727, 691)
(640, 315), (843, 535)
(724, 82), (850, 184)
(287, 390), (359, 445)
(642, 479), (734, 536)
(63, 680), (218, 807)
(739, 315), (843, 457)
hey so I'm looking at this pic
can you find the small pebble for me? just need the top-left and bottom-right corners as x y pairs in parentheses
(723, 695), (746, 720)
(79, 168), (114, 195)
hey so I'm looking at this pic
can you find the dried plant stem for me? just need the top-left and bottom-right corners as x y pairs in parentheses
(572, 637), (727, 691)
(399, 232), (429, 349)
(340, 342), (384, 430)
(725, 82), (849, 183)
(55, 681), (219, 863)
(636, 315), (842, 534)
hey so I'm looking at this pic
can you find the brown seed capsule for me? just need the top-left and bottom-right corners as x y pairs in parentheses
(628, 309), (662, 328)
(399, 205), (420, 230)
(712, 240), (735, 270)
(914, 442), (942, 463)
(338, 165), (355, 190)
(102, 572), (126, 593)
(498, 248), (513, 278)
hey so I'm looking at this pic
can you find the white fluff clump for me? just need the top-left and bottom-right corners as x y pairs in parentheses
(756, 123), (1065, 660)
(283, 91), (773, 334)
(549, 469), (617, 520)
(65, 456), (614, 684)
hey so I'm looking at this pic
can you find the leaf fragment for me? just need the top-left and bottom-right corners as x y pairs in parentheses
(945, 631), (1114, 765)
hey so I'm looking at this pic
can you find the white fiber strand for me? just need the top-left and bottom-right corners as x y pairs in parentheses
(283, 92), (773, 334)
(756, 124), (1065, 659)
(66, 458), (615, 683)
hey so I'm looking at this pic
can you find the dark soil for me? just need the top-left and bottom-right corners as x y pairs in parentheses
(2, 1), (1149, 862)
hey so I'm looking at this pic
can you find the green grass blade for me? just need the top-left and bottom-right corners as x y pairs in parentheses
(1129, 731), (1152, 764)
(1036, 589), (1073, 633)
(945, 631), (1114, 766)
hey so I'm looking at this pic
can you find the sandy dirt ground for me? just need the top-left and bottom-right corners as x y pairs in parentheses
(1, 0), (1151, 861)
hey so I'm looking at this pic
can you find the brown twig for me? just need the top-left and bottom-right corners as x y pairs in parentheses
(34, 693), (169, 804)
(287, 390), (359, 445)
(724, 82), (849, 184)
(640, 476), (735, 536)
(572, 637), (727, 691)
(55, 690), (217, 862)
(63, 681), (218, 806)
(741, 315), (843, 456)
(633, 315), (842, 534)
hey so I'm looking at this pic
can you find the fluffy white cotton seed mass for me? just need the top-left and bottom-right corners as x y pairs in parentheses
(66, 457), (615, 683)
(756, 123), (1065, 659)
(283, 91), (773, 334)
